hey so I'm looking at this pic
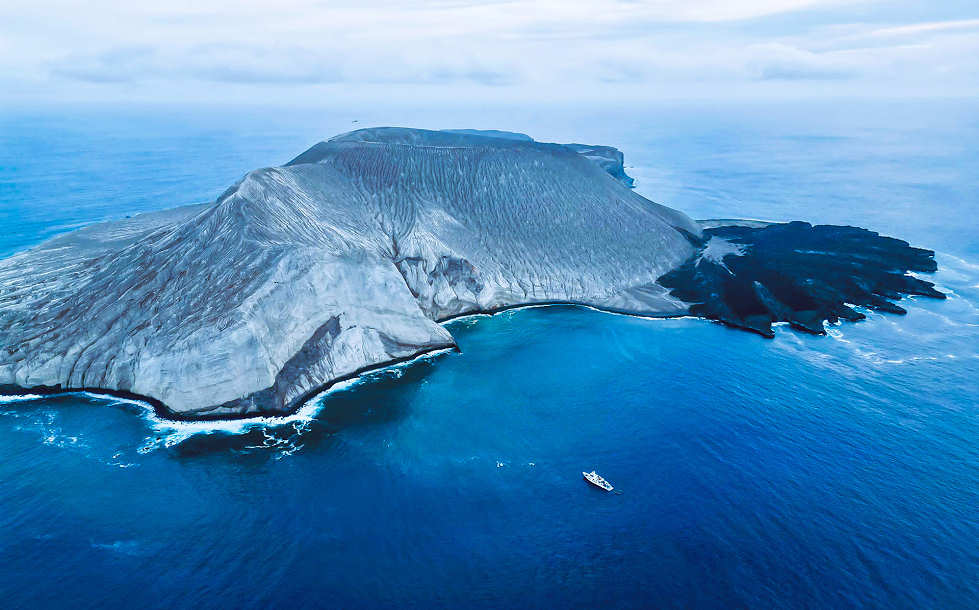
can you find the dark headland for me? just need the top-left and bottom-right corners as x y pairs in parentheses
(660, 221), (945, 338)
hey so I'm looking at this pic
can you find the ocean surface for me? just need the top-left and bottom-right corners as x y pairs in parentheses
(1, 101), (977, 608)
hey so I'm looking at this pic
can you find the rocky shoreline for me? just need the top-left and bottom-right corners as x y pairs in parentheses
(660, 221), (945, 338)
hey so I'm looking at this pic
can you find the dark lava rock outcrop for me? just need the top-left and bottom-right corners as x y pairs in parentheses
(659, 221), (945, 338)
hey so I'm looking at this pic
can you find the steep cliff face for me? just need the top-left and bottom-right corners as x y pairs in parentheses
(563, 144), (635, 188)
(0, 128), (699, 418)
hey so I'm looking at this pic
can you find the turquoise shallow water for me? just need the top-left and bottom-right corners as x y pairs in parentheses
(1, 101), (978, 608)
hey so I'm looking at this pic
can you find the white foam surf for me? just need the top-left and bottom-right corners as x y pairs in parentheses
(2, 348), (456, 453)
(0, 394), (44, 403)
(132, 347), (456, 451)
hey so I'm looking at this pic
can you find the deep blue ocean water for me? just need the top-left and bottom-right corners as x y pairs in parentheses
(1, 101), (977, 608)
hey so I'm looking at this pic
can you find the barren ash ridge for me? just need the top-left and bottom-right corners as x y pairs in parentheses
(0, 127), (944, 419)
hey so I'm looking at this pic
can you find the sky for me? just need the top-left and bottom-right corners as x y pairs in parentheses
(1, 0), (977, 106)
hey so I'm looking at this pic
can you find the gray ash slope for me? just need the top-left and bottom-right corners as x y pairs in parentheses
(0, 128), (700, 419)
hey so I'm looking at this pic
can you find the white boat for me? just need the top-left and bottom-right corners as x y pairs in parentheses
(582, 470), (613, 491)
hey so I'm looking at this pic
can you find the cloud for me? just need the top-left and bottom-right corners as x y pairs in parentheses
(867, 18), (979, 38)
(179, 45), (345, 84)
(747, 43), (855, 81)
(51, 46), (158, 83)
(52, 45), (341, 85)
(2, 1), (978, 101)
(50, 43), (515, 87)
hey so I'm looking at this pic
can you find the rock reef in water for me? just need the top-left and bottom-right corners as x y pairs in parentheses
(0, 128), (945, 419)
(0, 128), (696, 419)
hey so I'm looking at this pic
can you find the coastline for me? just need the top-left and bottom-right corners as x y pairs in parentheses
(1, 301), (695, 424)
(1, 220), (945, 423)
